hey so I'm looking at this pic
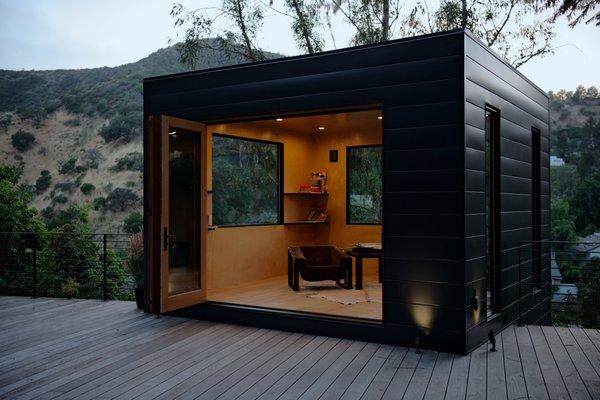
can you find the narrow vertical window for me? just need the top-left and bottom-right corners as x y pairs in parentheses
(485, 106), (501, 316)
(531, 127), (542, 289)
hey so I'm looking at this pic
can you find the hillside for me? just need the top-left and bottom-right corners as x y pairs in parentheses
(0, 46), (598, 235)
(0, 43), (266, 233)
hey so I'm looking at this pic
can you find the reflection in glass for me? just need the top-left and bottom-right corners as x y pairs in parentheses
(169, 129), (200, 295)
(348, 146), (382, 224)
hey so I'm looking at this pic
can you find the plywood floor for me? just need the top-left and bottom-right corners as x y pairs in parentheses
(208, 274), (382, 320)
(2, 297), (600, 400)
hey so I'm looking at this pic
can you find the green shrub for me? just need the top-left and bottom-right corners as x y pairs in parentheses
(111, 152), (143, 172)
(92, 197), (106, 211)
(58, 157), (77, 174)
(11, 130), (36, 152)
(126, 233), (144, 287)
(0, 113), (12, 132)
(63, 118), (81, 127)
(52, 194), (68, 205)
(123, 211), (143, 233)
(105, 188), (139, 211)
(80, 183), (95, 195)
(54, 181), (77, 193)
(41, 206), (54, 220)
(81, 149), (102, 169)
(35, 170), (52, 193)
(43, 204), (87, 230)
(99, 112), (142, 143)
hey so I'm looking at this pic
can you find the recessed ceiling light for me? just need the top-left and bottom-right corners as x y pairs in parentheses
(378, 116), (382, 120)
(168, 131), (177, 136)
(276, 118), (283, 122)
(318, 127), (325, 131)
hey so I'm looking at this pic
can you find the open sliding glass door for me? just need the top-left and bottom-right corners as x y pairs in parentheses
(158, 115), (207, 313)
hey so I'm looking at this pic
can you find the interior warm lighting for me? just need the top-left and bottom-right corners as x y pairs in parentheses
(378, 116), (382, 120)
(276, 118), (283, 121)
(168, 131), (177, 136)
(318, 126), (325, 131)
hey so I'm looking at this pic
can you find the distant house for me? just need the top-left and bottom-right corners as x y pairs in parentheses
(576, 232), (600, 261)
(550, 252), (579, 303)
(550, 155), (565, 166)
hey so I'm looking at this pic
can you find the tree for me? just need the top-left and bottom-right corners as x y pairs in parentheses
(551, 197), (577, 242)
(570, 172), (600, 233)
(35, 170), (52, 194)
(284, 0), (324, 53)
(332, 0), (401, 45)
(170, 0), (265, 68)
(11, 130), (36, 152)
(572, 84), (587, 103)
(586, 86), (599, 98)
(105, 188), (140, 212)
(80, 183), (96, 195)
(0, 164), (41, 234)
(529, 0), (600, 27)
(576, 117), (600, 178)
(123, 211), (143, 234)
(400, 0), (556, 68)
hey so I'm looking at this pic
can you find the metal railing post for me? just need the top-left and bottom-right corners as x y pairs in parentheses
(32, 234), (37, 298)
(102, 234), (108, 301)
(517, 242), (522, 326)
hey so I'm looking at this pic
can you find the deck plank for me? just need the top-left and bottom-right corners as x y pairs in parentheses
(555, 327), (600, 399)
(487, 330), (507, 400)
(444, 353), (470, 400)
(422, 351), (453, 400)
(380, 346), (422, 400)
(1, 297), (599, 400)
(514, 324), (549, 399)
(402, 350), (438, 400)
(361, 346), (409, 400)
(502, 324), (529, 400)
(527, 325), (570, 400)
(277, 339), (353, 400)
(465, 343), (487, 400)
(542, 325), (592, 400)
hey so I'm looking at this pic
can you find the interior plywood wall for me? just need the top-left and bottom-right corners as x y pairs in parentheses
(205, 111), (382, 290)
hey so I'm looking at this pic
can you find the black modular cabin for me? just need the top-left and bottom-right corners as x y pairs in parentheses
(143, 28), (550, 354)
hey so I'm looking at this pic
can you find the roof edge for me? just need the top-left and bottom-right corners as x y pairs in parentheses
(143, 28), (465, 83)
(463, 28), (549, 99)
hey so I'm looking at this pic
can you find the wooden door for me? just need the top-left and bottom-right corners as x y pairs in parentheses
(153, 115), (208, 313)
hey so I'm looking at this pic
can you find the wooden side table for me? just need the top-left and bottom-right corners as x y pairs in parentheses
(343, 249), (382, 289)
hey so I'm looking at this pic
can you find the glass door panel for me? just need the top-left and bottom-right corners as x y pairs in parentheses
(160, 116), (207, 312)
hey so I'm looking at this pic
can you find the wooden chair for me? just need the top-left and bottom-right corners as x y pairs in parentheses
(288, 245), (352, 291)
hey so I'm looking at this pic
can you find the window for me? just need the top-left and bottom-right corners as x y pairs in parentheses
(347, 145), (382, 224)
(212, 134), (282, 226)
(531, 127), (542, 289)
(485, 106), (501, 316)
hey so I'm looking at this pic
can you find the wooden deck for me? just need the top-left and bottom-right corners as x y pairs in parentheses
(0, 297), (599, 400)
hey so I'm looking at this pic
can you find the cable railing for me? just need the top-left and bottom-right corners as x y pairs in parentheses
(518, 240), (600, 329)
(0, 232), (142, 301)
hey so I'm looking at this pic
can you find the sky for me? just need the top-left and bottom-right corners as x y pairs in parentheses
(0, 0), (598, 92)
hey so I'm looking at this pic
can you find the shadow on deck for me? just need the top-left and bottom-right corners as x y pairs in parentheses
(0, 296), (599, 399)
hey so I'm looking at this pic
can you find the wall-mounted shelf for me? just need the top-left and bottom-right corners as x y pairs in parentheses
(284, 192), (328, 196)
(284, 221), (329, 225)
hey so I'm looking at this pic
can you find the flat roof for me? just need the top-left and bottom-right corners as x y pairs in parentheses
(144, 28), (547, 99)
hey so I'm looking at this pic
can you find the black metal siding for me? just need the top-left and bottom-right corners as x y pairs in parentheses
(145, 30), (467, 353)
(144, 29), (548, 354)
(463, 34), (550, 352)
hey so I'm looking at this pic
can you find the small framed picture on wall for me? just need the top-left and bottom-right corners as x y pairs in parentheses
(329, 149), (338, 163)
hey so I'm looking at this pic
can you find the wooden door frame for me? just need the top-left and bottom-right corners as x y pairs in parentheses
(147, 115), (208, 314)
